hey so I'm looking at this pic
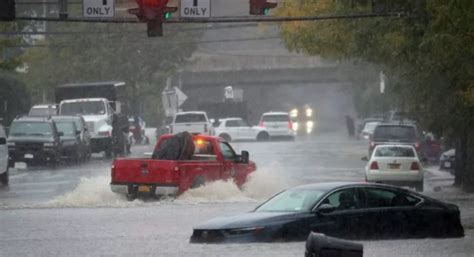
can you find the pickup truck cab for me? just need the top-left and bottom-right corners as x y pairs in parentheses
(110, 134), (256, 199)
(170, 111), (214, 135)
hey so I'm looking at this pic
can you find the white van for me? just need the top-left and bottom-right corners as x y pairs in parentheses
(0, 124), (9, 185)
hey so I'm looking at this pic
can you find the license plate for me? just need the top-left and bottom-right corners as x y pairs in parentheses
(388, 163), (400, 169)
(138, 185), (151, 193)
(24, 153), (34, 159)
(444, 162), (451, 168)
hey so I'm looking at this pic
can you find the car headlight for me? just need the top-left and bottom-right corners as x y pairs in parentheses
(7, 142), (15, 146)
(44, 142), (55, 147)
(306, 121), (313, 134)
(306, 108), (313, 117)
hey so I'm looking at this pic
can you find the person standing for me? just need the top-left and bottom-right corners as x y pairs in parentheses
(346, 115), (355, 138)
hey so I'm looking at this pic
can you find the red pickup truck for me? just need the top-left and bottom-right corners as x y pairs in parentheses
(110, 134), (256, 199)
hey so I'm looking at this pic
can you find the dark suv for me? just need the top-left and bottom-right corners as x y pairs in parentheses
(369, 124), (422, 156)
(7, 116), (63, 167)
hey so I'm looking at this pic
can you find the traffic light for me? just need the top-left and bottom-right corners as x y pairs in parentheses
(249, 0), (277, 15)
(128, 0), (177, 37)
(0, 0), (15, 21)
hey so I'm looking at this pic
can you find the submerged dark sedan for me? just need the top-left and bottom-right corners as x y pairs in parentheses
(190, 182), (464, 243)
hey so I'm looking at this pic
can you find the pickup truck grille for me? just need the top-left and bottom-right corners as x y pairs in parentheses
(16, 142), (43, 152)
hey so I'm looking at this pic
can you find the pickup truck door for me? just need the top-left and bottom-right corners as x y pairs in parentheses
(218, 141), (238, 180)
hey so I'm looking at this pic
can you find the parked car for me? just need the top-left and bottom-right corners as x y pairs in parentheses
(358, 121), (380, 140)
(0, 124), (9, 185)
(52, 116), (88, 163)
(110, 133), (256, 200)
(28, 104), (57, 117)
(364, 144), (424, 192)
(439, 149), (455, 174)
(7, 116), (63, 167)
(369, 123), (422, 156)
(214, 117), (270, 142)
(258, 112), (295, 140)
(169, 111), (214, 135)
(357, 117), (383, 138)
(190, 182), (464, 243)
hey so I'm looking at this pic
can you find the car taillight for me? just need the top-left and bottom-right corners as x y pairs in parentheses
(111, 164), (115, 179)
(288, 120), (293, 130)
(204, 124), (208, 133)
(259, 121), (264, 127)
(414, 142), (420, 150)
(370, 161), (379, 170)
(410, 162), (420, 170)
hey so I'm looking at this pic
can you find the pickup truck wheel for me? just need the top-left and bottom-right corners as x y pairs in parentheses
(0, 168), (8, 186)
(257, 132), (270, 141)
(219, 133), (232, 142)
(191, 176), (205, 189)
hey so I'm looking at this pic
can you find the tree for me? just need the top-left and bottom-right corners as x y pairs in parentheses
(276, 0), (474, 191)
(21, 21), (202, 125)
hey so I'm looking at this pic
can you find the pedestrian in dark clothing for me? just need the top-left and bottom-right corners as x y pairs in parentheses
(346, 115), (355, 138)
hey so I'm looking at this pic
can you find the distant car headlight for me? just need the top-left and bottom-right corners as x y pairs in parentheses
(306, 121), (313, 134)
(293, 122), (299, 131)
(7, 142), (15, 146)
(306, 108), (313, 117)
(44, 142), (54, 147)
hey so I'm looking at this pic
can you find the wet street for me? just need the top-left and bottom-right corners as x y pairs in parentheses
(1, 130), (473, 257)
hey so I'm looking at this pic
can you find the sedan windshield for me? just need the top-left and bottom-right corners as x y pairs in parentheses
(375, 147), (416, 158)
(255, 189), (325, 212)
(9, 122), (53, 136)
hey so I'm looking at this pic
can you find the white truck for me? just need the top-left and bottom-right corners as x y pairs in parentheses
(169, 111), (214, 135)
(55, 82), (129, 157)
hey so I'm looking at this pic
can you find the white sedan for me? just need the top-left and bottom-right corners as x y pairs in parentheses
(364, 144), (424, 192)
(214, 118), (270, 142)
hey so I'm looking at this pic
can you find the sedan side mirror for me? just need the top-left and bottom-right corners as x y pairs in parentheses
(317, 204), (336, 214)
(240, 150), (249, 164)
(361, 156), (368, 162)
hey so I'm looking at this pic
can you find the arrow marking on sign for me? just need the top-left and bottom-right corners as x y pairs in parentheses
(193, 0), (198, 7)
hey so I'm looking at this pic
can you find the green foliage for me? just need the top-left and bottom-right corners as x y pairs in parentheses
(277, 0), (474, 190)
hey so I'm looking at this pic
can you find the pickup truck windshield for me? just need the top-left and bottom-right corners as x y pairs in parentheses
(60, 101), (106, 115)
(175, 114), (207, 123)
(9, 122), (53, 136)
(29, 107), (56, 116)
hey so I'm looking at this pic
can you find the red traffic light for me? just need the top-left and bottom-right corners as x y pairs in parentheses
(128, 0), (177, 37)
(249, 0), (277, 15)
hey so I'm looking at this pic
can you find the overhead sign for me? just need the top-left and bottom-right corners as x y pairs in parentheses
(180, 0), (211, 18)
(83, 0), (114, 18)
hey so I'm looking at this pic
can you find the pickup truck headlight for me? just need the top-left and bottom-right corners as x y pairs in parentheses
(226, 227), (264, 236)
